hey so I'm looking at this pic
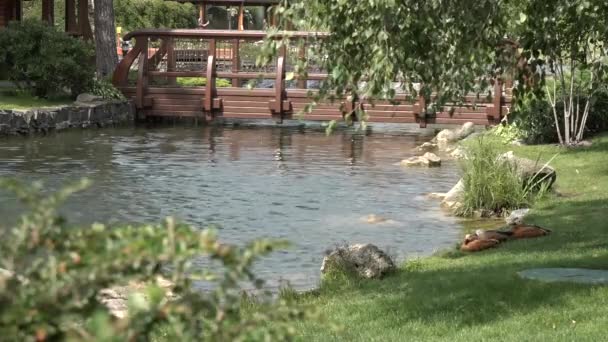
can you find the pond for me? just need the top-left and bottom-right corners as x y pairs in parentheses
(0, 124), (463, 290)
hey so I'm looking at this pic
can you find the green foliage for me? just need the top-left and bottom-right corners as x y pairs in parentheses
(489, 122), (525, 144)
(510, 96), (558, 144)
(0, 19), (94, 99)
(88, 78), (126, 100)
(176, 77), (232, 88)
(512, 0), (608, 144)
(457, 138), (547, 216)
(0, 179), (306, 341)
(268, 0), (507, 107)
(114, 0), (198, 32)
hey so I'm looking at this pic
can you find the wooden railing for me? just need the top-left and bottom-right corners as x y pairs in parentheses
(113, 29), (510, 126)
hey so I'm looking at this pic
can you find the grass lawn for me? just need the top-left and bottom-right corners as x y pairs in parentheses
(0, 91), (73, 110)
(292, 134), (608, 341)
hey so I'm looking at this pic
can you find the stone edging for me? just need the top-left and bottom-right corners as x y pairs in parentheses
(0, 100), (135, 136)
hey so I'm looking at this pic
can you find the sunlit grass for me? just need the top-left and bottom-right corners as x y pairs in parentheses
(290, 134), (608, 341)
(0, 90), (72, 110)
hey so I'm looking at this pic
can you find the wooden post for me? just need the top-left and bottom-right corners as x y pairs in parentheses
(272, 44), (287, 123)
(136, 38), (149, 114)
(65, 0), (77, 33)
(199, 4), (205, 27)
(271, 5), (277, 27)
(232, 39), (240, 87)
(167, 38), (176, 86)
(14, 0), (23, 21)
(297, 44), (306, 89)
(41, 0), (54, 25)
(205, 38), (217, 120)
(238, 4), (244, 31)
(417, 87), (427, 128)
(492, 79), (503, 123)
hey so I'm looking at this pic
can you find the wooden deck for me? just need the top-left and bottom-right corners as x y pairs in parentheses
(113, 29), (511, 127)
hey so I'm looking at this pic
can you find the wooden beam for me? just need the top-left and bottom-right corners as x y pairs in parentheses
(65, 0), (77, 32)
(231, 39), (240, 86)
(205, 38), (217, 119)
(41, 0), (54, 25)
(166, 38), (177, 86)
(238, 3), (244, 31)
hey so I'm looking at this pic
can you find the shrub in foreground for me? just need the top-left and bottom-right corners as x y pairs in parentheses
(0, 179), (305, 341)
(0, 20), (95, 99)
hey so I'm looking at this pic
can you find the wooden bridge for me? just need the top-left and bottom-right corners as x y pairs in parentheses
(113, 29), (512, 127)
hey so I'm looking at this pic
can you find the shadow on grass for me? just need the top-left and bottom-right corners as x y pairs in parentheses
(308, 255), (603, 332)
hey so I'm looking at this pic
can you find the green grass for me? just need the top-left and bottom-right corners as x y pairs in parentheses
(0, 91), (72, 110)
(290, 134), (608, 341)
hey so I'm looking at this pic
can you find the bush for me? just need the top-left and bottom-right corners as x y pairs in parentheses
(88, 78), (126, 100)
(114, 0), (197, 32)
(0, 19), (95, 99)
(457, 138), (547, 217)
(512, 87), (608, 145)
(0, 179), (306, 341)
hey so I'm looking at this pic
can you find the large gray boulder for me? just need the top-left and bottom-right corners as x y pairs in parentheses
(499, 151), (557, 189)
(441, 179), (464, 210)
(321, 244), (395, 279)
(435, 122), (476, 145)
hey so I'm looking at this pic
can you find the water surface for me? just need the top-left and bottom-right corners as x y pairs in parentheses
(0, 124), (462, 290)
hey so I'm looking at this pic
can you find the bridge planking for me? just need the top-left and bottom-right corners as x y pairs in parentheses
(114, 29), (511, 127)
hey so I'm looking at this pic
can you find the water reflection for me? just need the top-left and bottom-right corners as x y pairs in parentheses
(0, 124), (462, 290)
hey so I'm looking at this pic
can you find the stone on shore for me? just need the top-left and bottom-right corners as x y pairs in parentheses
(321, 244), (395, 279)
(416, 142), (438, 152)
(401, 152), (442, 167)
(499, 151), (557, 189)
(98, 276), (175, 319)
(435, 122), (476, 145)
(441, 179), (464, 210)
(506, 208), (530, 225)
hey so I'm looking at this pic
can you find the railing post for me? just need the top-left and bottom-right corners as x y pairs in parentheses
(297, 43), (307, 89)
(205, 38), (217, 120)
(272, 44), (287, 123)
(166, 38), (176, 86)
(136, 37), (149, 119)
(416, 87), (427, 128)
(232, 39), (240, 87)
(492, 78), (503, 124)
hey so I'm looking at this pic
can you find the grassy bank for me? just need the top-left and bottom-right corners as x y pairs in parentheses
(293, 134), (608, 341)
(0, 91), (72, 110)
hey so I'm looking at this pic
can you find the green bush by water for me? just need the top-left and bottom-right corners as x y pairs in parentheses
(0, 179), (306, 341)
(0, 19), (94, 99)
(457, 138), (547, 216)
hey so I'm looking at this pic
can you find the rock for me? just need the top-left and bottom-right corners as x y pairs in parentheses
(400, 152), (441, 167)
(321, 244), (395, 279)
(76, 93), (104, 103)
(435, 122), (476, 145)
(442, 179), (464, 205)
(473, 209), (496, 219)
(435, 129), (459, 144)
(518, 268), (608, 284)
(449, 147), (467, 159)
(427, 192), (447, 200)
(98, 276), (175, 319)
(506, 208), (530, 225)
(458, 122), (475, 140)
(416, 142), (438, 152)
(362, 214), (387, 224)
(499, 151), (557, 189)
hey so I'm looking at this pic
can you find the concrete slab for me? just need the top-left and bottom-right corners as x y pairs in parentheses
(518, 268), (608, 285)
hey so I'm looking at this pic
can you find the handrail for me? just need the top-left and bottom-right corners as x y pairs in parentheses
(123, 29), (330, 41)
(113, 29), (509, 126)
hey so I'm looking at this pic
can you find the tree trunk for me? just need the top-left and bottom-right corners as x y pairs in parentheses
(93, 0), (118, 78)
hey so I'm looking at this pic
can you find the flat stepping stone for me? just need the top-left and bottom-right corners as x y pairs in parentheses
(518, 268), (608, 285)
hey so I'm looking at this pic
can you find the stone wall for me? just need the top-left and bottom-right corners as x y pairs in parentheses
(0, 100), (135, 136)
